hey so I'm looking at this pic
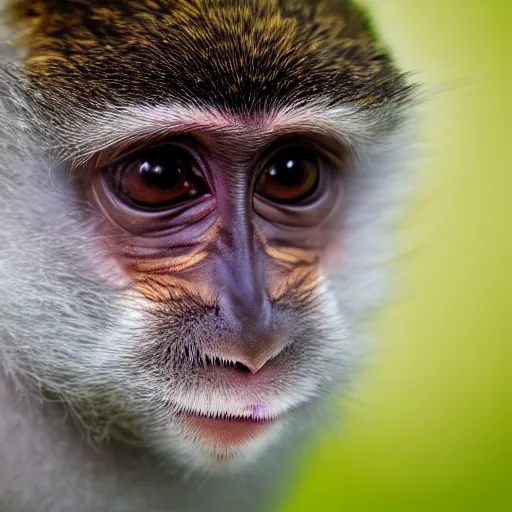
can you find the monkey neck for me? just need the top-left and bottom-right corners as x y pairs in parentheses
(0, 369), (294, 512)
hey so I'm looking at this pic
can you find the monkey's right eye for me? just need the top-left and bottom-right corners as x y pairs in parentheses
(255, 147), (320, 204)
(109, 145), (209, 209)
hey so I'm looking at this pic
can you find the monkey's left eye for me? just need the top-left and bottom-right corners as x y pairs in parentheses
(256, 147), (320, 204)
(110, 145), (209, 209)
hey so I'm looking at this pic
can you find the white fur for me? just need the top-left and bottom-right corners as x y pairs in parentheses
(0, 59), (417, 510)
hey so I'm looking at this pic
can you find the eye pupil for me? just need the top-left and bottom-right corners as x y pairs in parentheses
(270, 159), (307, 187)
(139, 160), (183, 190)
(256, 148), (319, 204)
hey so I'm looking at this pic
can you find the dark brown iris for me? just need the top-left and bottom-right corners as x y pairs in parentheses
(256, 148), (319, 204)
(113, 145), (208, 208)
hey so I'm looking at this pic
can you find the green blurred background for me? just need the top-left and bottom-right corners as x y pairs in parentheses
(278, 1), (509, 511)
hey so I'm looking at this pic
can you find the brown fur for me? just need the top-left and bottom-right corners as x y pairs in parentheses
(7, 0), (412, 117)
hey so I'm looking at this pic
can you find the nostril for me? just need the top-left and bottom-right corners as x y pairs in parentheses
(234, 361), (251, 373)
(200, 353), (253, 373)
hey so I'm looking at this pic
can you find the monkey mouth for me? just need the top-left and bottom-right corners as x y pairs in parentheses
(179, 408), (276, 447)
(170, 351), (293, 447)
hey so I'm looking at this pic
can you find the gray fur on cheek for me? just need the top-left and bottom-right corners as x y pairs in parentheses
(0, 64), (144, 438)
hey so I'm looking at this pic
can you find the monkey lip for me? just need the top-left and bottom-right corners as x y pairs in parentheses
(181, 412), (274, 447)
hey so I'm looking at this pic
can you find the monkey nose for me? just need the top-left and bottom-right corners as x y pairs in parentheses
(233, 333), (288, 374)
(209, 332), (288, 375)
(215, 292), (287, 373)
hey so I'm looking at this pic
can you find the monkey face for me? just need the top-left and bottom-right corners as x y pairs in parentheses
(77, 120), (351, 469)
(1, 0), (415, 473)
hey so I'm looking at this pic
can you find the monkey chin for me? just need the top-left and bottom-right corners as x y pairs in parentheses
(158, 414), (288, 474)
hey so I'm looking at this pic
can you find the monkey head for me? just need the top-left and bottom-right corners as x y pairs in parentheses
(0, 0), (415, 472)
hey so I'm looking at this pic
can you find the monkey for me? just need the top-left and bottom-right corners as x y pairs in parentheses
(0, 1), (416, 511)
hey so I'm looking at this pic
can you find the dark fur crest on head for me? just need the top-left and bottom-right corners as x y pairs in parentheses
(7, 0), (412, 116)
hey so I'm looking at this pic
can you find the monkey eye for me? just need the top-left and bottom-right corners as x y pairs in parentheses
(109, 145), (209, 209)
(255, 147), (320, 204)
